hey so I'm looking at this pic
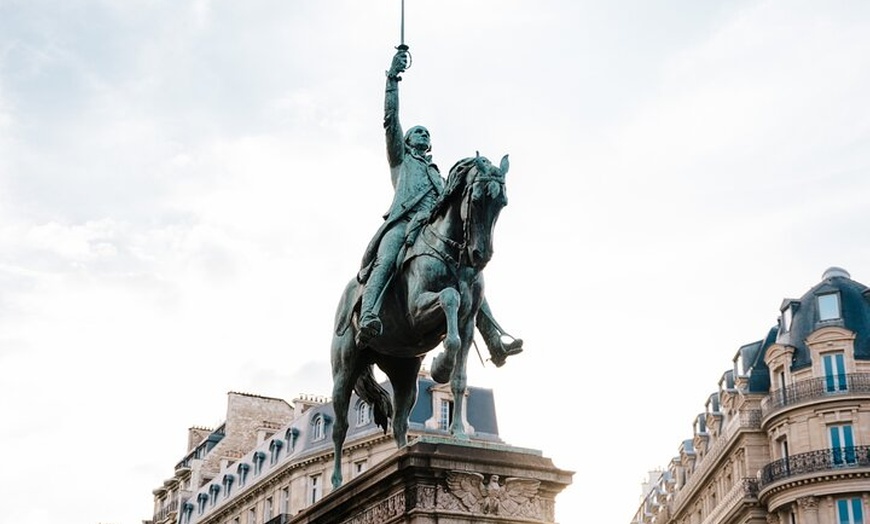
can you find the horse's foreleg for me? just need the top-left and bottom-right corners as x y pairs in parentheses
(330, 331), (359, 489)
(413, 288), (461, 384)
(439, 287), (461, 353)
(449, 321), (475, 440)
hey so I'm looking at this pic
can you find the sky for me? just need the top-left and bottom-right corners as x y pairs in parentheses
(1, 1), (870, 523)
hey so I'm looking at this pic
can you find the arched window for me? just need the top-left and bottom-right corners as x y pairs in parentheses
(269, 439), (284, 464)
(356, 401), (372, 427)
(285, 427), (299, 452)
(312, 415), (325, 441)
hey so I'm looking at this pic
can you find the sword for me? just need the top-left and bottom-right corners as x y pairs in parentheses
(397, 0), (412, 69)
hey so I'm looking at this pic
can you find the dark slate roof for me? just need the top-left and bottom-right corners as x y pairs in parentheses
(776, 268), (870, 370)
(409, 377), (500, 436)
(746, 326), (777, 393)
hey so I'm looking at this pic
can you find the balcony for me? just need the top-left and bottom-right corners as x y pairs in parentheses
(153, 499), (179, 524)
(762, 373), (870, 418)
(760, 446), (870, 487)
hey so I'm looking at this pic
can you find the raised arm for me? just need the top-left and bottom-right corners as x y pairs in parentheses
(384, 49), (409, 178)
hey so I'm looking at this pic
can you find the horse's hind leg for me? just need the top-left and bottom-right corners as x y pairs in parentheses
(379, 355), (422, 448)
(330, 327), (360, 488)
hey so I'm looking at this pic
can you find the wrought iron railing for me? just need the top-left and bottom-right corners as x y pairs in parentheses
(152, 499), (179, 523)
(760, 446), (870, 486)
(762, 373), (870, 416)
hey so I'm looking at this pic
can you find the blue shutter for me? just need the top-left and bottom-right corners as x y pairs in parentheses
(836, 353), (847, 390)
(852, 498), (864, 524)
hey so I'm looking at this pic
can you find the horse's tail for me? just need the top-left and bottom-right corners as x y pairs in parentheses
(354, 365), (392, 434)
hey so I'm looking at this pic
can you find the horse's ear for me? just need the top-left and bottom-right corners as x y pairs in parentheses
(500, 154), (510, 176)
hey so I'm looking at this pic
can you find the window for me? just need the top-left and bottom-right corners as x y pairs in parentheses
(823, 352), (848, 392)
(237, 463), (250, 487)
(779, 437), (789, 460)
(309, 474), (322, 504)
(197, 493), (209, 515)
(439, 399), (454, 431)
(281, 486), (290, 514)
(264, 497), (273, 521)
(208, 484), (220, 506)
(829, 424), (856, 465)
(285, 427), (299, 452)
(313, 416), (325, 441)
(247, 507), (256, 524)
(253, 451), (266, 475)
(818, 293), (841, 321)
(182, 502), (194, 524)
(269, 439), (283, 464)
(782, 305), (793, 332)
(837, 497), (864, 524)
(356, 401), (372, 427)
(222, 474), (234, 498)
(354, 459), (368, 478)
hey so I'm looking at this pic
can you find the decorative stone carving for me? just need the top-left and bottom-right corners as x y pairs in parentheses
(339, 491), (404, 524)
(443, 470), (541, 517)
(766, 512), (781, 524)
(406, 484), (436, 511)
(797, 496), (818, 510)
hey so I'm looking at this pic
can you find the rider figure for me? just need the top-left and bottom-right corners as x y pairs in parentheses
(356, 48), (522, 367)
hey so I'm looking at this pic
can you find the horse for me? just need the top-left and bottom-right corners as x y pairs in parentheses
(329, 153), (510, 488)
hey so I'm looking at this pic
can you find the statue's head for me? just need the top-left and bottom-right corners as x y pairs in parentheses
(404, 125), (431, 153)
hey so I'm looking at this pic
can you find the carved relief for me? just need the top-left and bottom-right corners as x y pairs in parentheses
(443, 470), (541, 518)
(797, 496), (818, 510)
(339, 491), (404, 524)
(406, 485), (436, 510)
(766, 512), (781, 524)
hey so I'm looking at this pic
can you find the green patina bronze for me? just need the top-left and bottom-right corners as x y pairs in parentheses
(329, 49), (523, 488)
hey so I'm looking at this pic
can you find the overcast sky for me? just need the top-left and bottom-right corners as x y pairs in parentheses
(2, 1), (870, 523)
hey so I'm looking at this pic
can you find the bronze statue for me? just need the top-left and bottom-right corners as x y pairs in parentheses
(329, 49), (521, 488)
(357, 49), (522, 367)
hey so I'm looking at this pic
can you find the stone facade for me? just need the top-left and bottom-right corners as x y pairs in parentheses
(147, 371), (545, 524)
(632, 268), (870, 524)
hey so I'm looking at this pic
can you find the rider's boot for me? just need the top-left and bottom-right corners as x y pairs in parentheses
(357, 262), (388, 347)
(476, 308), (523, 367)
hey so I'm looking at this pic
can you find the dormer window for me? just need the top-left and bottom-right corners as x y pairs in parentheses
(253, 451), (266, 475)
(818, 292), (841, 321)
(779, 299), (800, 333)
(356, 401), (372, 427)
(237, 463), (250, 487)
(312, 415), (325, 441)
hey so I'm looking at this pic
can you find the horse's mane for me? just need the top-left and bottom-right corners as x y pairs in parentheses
(428, 157), (476, 221)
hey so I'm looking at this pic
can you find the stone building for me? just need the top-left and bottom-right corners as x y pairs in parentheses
(631, 268), (870, 524)
(148, 370), (505, 524)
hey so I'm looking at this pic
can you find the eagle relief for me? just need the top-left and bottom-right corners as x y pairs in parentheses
(444, 470), (541, 517)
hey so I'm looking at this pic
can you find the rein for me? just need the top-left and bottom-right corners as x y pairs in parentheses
(419, 170), (505, 276)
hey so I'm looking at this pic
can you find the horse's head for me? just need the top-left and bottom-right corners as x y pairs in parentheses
(456, 152), (509, 269)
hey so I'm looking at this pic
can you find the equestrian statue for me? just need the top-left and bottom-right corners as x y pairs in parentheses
(329, 48), (522, 488)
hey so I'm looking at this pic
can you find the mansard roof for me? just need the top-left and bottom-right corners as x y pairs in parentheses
(775, 267), (870, 370)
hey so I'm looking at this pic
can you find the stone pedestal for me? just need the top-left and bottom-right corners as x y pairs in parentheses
(290, 437), (574, 524)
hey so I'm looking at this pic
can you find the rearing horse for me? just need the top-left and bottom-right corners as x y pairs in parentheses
(329, 153), (509, 487)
